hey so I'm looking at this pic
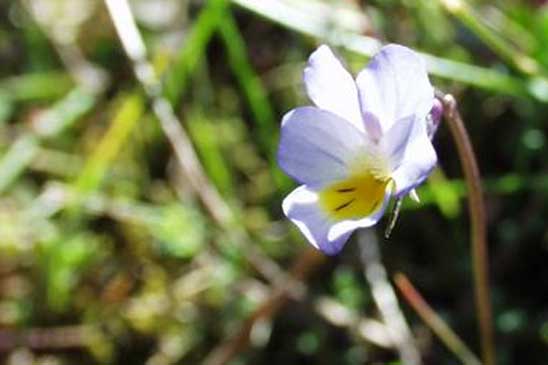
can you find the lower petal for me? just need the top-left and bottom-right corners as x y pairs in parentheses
(328, 190), (391, 241)
(282, 174), (392, 255)
(320, 174), (392, 241)
(282, 186), (353, 255)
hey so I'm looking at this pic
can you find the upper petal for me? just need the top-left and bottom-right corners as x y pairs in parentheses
(304, 45), (364, 131)
(379, 114), (415, 171)
(282, 185), (353, 255)
(277, 106), (365, 187)
(391, 116), (437, 197)
(356, 44), (434, 134)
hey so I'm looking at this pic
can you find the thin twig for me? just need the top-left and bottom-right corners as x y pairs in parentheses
(231, 0), (533, 100)
(314, 296), (393, 348)
(358, 229), (422, 365)
(103, 0), (231, 225)
(21, 0), (108, 93)
(394, 272), (482, 365)
(103, 0), (295, 288)
(437, 91), (495, 365)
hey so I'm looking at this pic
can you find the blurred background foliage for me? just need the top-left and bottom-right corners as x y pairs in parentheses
(1, 0), (548, 364)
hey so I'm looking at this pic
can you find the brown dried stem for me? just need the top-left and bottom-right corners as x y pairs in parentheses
(394, 272), (481, 365)
(438, 91), (495, 365)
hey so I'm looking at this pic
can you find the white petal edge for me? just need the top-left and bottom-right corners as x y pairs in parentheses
(304, 45), (364, 132)
(356, 44), (434, 134)
(277, 106), (366, 188)
(282, 186), (353, 255)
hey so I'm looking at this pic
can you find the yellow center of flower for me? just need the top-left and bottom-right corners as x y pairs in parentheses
(319, 148), (393, 221)
(319, 172), (392, 220)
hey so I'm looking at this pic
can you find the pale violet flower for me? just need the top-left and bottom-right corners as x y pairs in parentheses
(278, 44), (437, 255)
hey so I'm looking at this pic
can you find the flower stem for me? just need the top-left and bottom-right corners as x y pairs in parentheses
(394, 272), (482, 365)
(437, 91), (495, 365)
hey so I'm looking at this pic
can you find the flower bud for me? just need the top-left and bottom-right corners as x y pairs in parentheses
(427, 98), (443, 139)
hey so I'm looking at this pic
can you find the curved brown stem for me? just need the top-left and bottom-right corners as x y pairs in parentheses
(394, 272), (481, 365)
(437, 91), (494, 365)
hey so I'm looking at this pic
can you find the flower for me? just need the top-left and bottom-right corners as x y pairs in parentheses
(277, 44), (438, 255)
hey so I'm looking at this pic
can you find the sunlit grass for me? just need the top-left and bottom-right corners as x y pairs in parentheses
(1, 0), (548, 364)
